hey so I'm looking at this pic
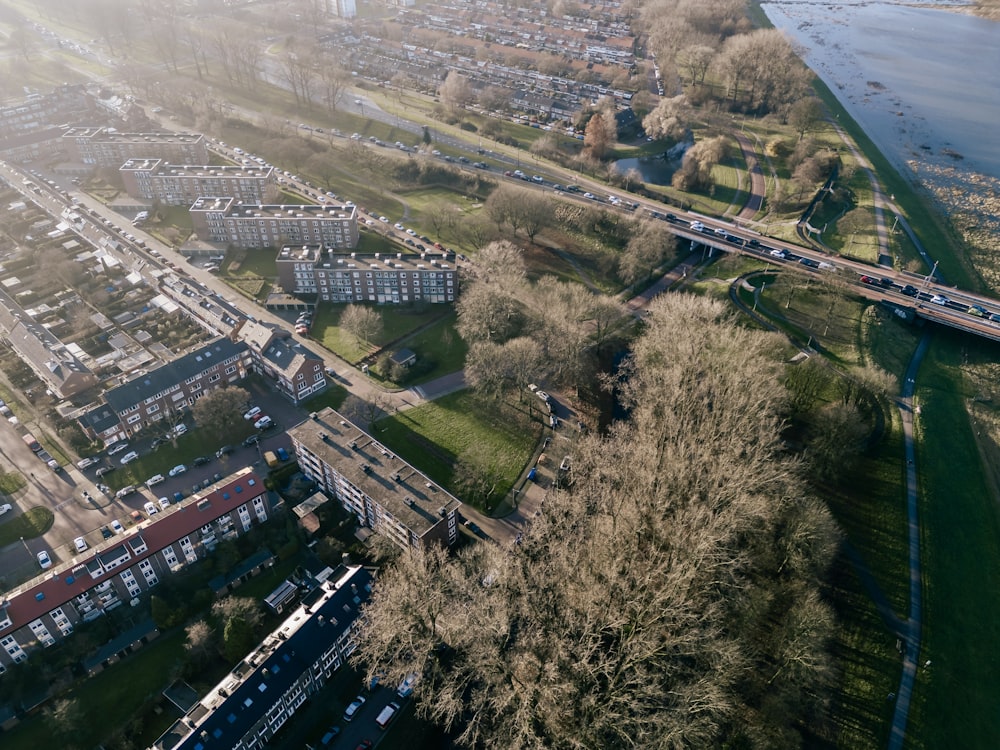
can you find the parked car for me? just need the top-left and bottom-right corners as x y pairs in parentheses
(76, 456), (101, 470)
(276, 447), (290, 462)
(146, 474), (166, 487)
(73, 536), (88, 553)
(254, 416), (273, 430)
(344, 696), (367, 722)
(0, 503), (11, 516)
(115, 485), (136, 499)
(158, 496), (171, 510)
(119, 451), (139, 465)
(143, 501), (159, 515)
(243, 406), (262, 421)
(107, 442), (130, 456)
(168, 464), (187, 477)
(100, 526), (114, 539)
(216, 445), (235, 458)
(110, 519), (125, 534)
(96, 465), (116, 477)
(243, 434), (260, 447)
(36, 550), (53, 569)
(192, 455), (211, 466)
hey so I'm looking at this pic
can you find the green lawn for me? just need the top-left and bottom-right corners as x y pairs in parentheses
(0, 506), (54, 547)
(397, 312), (468, 384)
(312, 304), (451, 364)
(906, 334), (1000, 748)
(376, 391), (540, 507)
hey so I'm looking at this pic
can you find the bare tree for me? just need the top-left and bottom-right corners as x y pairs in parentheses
(439, 70), (474, 111)
(354, 294), (838, 749)
(341, 304), (383, 350)
(642, 94), (690, 141)
(619, 219), (676, 285)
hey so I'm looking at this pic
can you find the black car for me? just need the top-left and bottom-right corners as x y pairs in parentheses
(216, 445), (235, 458)
(243, 434), (260, 447)
(901, 285), (919, 296)
(193, 455), (211, 466)
(100, 526), (114, 539)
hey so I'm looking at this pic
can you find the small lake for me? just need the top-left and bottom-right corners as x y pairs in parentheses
(613, 156), (676, 186)
(761, 0), (1000, 180)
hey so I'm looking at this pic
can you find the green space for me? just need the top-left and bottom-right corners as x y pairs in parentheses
(0, 470), (27, 495)
(376, 391), (540, 509)
(312, 303), (451, 364)
(0, 506), (55, 547)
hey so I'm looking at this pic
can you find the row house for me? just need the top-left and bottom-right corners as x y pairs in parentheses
(234, 319), (328, 404)
(0, 468), (270, 671)
(153, 564), (373, 750)
(120, 159), (276, 206)
(62, 127), (208, 168)
(79, 337), (249, 443)
(189, 197), (359, 251)
(288, 407), (462, 553)
(157, 276), (247, 337)
(275, 246), (458, 304)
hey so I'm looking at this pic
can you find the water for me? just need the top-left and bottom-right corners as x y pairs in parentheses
(761, 1), (1000, 180)
(613, 156), (675, 186)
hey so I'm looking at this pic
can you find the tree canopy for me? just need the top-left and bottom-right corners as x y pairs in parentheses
(354, 294), (839, 749)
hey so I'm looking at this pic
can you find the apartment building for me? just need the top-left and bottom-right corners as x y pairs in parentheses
(276, 246), (458, 304)
(234, 319), (328, 404)
(79, 337), (250, 443)
(0, 84), (89, 135)
(189, 197), (359, 250)
(0, 468), (270, 671)
(62, 127), (208, 167)
(120, 158), (276, 206)
(153, 564), (372, 750)
(288, 407), (462, 552)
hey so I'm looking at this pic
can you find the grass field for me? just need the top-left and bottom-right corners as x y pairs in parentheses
(0, 506), (54, 547)
(376, 391), (540, 507)
(392, 312), (468, 385)
(311, 304), (450, 364)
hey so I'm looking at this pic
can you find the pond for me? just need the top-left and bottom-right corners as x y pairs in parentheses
(613, 155), (676, 186)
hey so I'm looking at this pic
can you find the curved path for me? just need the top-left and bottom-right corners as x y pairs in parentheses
(733, 131), (766, 220)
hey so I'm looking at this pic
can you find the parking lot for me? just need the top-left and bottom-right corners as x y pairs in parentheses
(0, 379), (312, 588)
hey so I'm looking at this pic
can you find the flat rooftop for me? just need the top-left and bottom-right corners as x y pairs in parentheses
(289, 408), (462, 537)
(190, 198), (356, 220)
(63, 128), (204, 144)
(120, 158), (272, 178)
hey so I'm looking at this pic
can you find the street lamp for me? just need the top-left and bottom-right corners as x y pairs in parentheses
(355, 99), (364, 118)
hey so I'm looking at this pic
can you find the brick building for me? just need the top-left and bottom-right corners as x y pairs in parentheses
(62, 127), (208, 167)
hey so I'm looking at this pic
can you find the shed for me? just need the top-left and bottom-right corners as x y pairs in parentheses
(389, 348), (417, 367)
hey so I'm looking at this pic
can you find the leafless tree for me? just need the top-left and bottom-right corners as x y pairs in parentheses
(642, 94), (691, 141)
(341, 304), (383, 349)
(439, 70), (474, 111)
(619, 219), (676, 285)
(355, 294), (838, 748)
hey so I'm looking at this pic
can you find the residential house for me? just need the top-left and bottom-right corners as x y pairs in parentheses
(234, 319), (328, 404)
(0, 468), (270, 671)
(288, 407), (462, 552)
(81, 337), (249, 442)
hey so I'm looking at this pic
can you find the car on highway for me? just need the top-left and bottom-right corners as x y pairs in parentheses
(344, 695), (367, 721)
(967, 305), (988, 317)
(168, 464), (187, 477)
(770, 248), (788, 259)
(930, 295), (949, 305)
(36, 550), (53, 569)
(107, 442), (130, 456)
(901, 285), (919, 296)
(532, 175), (544, 183)
(690, 221), (705, 232)
(74, 536), (88, 553)
(119, 451), (140, 465)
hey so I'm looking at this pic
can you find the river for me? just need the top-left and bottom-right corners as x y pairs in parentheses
(761, 0), (1000, 181)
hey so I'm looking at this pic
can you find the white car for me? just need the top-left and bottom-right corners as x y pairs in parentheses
(168, 464), (187, 477)
(930, 295), (949, 306)
(77, 456), (100, 470)
(172, 423), (188, 436)
(143, 501), (159, 515)
(394, 222), (405, 231)
(120, 451), (139, 465)
(0, 503), (12, 516)
(146, 474), (165, 487)
(108, 442), (130, 456)
(243, 406), (262, 421)
(158, 496), (171, 510)
(73, 536), (88, 553)
(690, 221), (705, 232)
(110, 519), (125, 534)
(343, 695), (366, 721)
(37, 550), (53, 569)
(254, 416), (273, 430)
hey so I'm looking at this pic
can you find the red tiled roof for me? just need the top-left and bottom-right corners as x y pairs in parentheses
(0, 467), (264, 636)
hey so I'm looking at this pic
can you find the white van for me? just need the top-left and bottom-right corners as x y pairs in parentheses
(375, 702), (400, 729)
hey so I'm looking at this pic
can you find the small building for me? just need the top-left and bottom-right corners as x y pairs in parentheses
(389, 348), (417, 368)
